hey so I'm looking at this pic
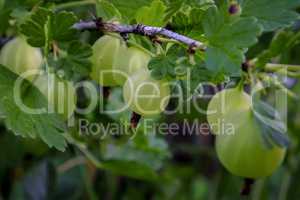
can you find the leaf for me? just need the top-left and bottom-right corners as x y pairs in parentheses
(189, 8), (206, 30)
(205, 46), (244, 75)
(164, 0), (214, 22)
(256, 31), (295, 68)
(10, 7), (30, 26)
(188, 63), (226, 94)
(20, 7), (78, 47)
(241, 0), (300, 32)
(100, 123), (169, 180)
(102, 142), (161, 171)
(136, 0), (167, 27)
(20, 7), (51, 47)
(101, 160), (158, 181)
(101, 137), (168, 180)
(0, 65), (67, 151)
(164, 0), (183, 22)
(52, 11), (78, 42)
(202, 6), (224, 37)
(96, 0), (122, 21)
(202, 6), (262, 74)
(252, 98), (290, 148)
(203, 6), (262, 48)
(171, 9), (204, 35)
(53, 41), (93, 79)
(110, 0), (150, 21)
(148, 54), (177, 80)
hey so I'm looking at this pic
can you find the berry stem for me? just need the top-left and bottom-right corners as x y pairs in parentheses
(265, 63), (300, 72)
(240, 178), (255, 196)
(102, 86), (111, 99)
(130, 112), (141, 129)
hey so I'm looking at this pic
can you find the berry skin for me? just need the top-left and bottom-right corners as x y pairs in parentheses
(0, 37), (42, 81)
(207, 88), (286, 178)
(90, 34), (127, 86)
(114, 46), (151, 85)
(123, 68), (170, 117)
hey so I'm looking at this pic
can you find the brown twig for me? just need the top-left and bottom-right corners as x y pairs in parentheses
(73, 19), (206, 51)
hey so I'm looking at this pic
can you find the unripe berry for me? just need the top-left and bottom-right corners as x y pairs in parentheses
(0, 37), (43, 81)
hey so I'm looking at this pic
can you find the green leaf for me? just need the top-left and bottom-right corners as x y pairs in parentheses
(110, 0), (150, 21)
(164, 0), (214, 22)
(164, 0), (183, 22)
(148, 54), (177, 80)
(188, 64), (225, 93)
(20, 7), (51, 47)
(0, 65), (67, 151)
(52, 11), (78, 42)
(202, 6), (262, 74)
(101, 135), (168, 180)
(252, 98), (290, 148)
(53, 41), (92, 79)
(205, 46), (244, 75)
(136, 0), (167, 27)
(10, 7), (30, 26)
(101, 160), (158, 181)
(96, 0), (122, 21)
(204, 6), (262, 48)
(241, 0), (300, 32)
(20, 7), (78, 47)
(171, 9), (204, 35)
(172, 12), (190, 34)
(98, 115), (169, 180)
(102, 142), (162, 171)
(256, 31), (295, 68)
(202, 6), (224, 37)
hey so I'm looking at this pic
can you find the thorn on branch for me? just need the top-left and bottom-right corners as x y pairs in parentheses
(187, 44), (197, 55)
(94, 17), (104, 30)
(240, 178), (255, 196)
(164, 23), (174, 31)
(120, 33), (129, 41)
(130, 112), (141, 129)
(150, 35), (162, 45)
(133, 24), (146, 35)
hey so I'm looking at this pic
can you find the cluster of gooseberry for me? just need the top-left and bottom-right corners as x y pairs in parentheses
(0, 35), (287, 189)
(90, 34), (171, 117)
(0, 37), (76, 120)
